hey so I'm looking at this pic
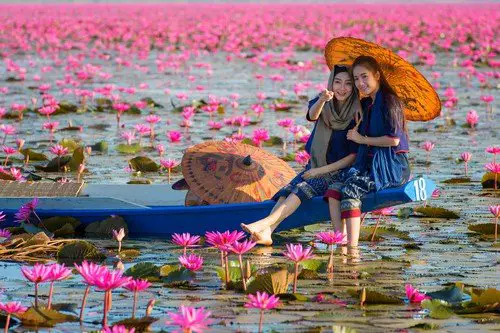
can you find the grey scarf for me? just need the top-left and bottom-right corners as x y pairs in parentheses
(309, 67), (361, 168)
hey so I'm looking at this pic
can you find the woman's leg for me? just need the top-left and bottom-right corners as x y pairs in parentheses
(242, 175), (330, 245)
(339, 172), (375, 248)
(328, 198), (345, 234)
(241, 193), (301, 245)
(270, 196), (286, 214)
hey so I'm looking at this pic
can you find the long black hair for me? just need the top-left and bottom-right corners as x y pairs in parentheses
(351, 56), (407, 133)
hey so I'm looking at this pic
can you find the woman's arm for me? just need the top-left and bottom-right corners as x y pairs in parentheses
(346, 127), (400, 147)
(308, 89), (333, 121)
(302, 153), (357, 179)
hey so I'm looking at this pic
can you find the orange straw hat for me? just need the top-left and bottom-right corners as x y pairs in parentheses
(325, 37), (441, 121)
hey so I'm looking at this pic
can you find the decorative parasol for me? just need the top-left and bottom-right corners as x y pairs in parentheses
(324, 37), (441, 121)
(181, 141), (296, 204)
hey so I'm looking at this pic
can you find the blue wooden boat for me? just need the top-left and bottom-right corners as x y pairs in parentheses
(0, 177), (435, 237)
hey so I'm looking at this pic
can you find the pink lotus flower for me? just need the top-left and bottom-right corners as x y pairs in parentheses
(421, 141), (435, 152)
(295, 151), (310, 167)
(46, 263), (72, 309)
(14, 197), (39, 223)
(167, 130), (182, 143)
(277, 118), (294, 128)
(93, 269), (132, 326)
(156, 144), (165, 157)
(283, 243), (314, 293)
(245, 292), (281, 333)
(208, 120), (223, 130)
(405, 284), (430, 304)
(121, 131), (135, 145)
(486, 146), (500, 164)
(421, 141), (434, 164)
(172, 233), (201, 256)
(0, 228), (11, 240)
(206, 230), (245, 288)
(484, 162), (500, 190)
(113, 102), (130, 126)
(0, 301), (28, 333)
(2, 146), (16, 166)
(124, 279), (151, 318)
(113, 228), (126, 253)
(229, 239), (256, 290)
(315, 231), (346, 246)
(74, 261), (109, 321)
(465, 110), (479, 128)
(102, 325), (135, 333)
(460, 152), (472, 176)
(167, 306), (212, 333)
(21, 263), (52, 308)
(50, 144), (69, 156)
(0, 124), (16, 144)
(252, 128), (270, 147)
(178, 253), (204, 272)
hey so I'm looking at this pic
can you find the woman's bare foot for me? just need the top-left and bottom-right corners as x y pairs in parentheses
(241, 223), (273, 246)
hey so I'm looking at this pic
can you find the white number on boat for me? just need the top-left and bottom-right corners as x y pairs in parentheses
(414, 178), (427, 201)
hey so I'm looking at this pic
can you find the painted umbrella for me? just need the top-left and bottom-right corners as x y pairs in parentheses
(181, 141), (296, 204)
(324, 37), (441, 122)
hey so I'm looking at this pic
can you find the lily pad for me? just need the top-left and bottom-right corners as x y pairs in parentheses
(468, 223), (495, 235)
(90, 141), (108, 153)
(84, 215), (128, 237)
(280, 153), (296, 162)
(68, 147), (85, 172)
(127, 179), (152, 185)
(128, 156), (159, 172)
(112, 317), (158, 332)
(276, 293), (309, 301)
(471, 288), (500, 307)
(55, 102), (78, 115)
(59, 138), (81, 153)
(141, 97), (164, 108)
(481, 172), (500, 189)
(119, 249), (141, 260)
(20, 148), (48, 161)
(262, 136), (284, 147)
(116, 143), (142, 154)
(427, 286), (463, 304)
(408, 322), (440, 330)
(125, 262), (161, 282)
(34, 156), (72, 172)
(42, 216), (80, 233)
(297, 269), (319, 280)
(57, 240), (105, 263)
(15, 307), (78, 327)
(246, 266), (293, 295)
(414, 206), (460, 219)
(421, 299), (454, 319)
(397, 207), (413, 219)
(162, 267), (196, 283)
(347, 288), (403, 304)
(300, 259), (326, 272)
(302, 223), (324, 232)
(443, 177), (471, 184)
(360, 226), (412, 241)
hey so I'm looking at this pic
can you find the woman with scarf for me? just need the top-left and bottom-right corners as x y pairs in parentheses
(242, 65), (362, 245)
(324, 55), (411, 255)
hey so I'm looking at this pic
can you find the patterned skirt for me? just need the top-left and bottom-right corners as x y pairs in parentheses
(324, 154), (411, 219)
(272, 169), (348, 202)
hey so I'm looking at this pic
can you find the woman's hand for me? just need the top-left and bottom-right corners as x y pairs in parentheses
(302, 167), (325, 179)
(347, 123), (366, 144)
(318, 89), (334, 102)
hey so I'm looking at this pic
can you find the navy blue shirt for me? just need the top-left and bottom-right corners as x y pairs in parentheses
(360, 91), (409, 155)
(305, 97), (358, 166)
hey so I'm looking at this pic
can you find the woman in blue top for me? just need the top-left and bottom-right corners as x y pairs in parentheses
(242, 65), (361, 245)
(324, 55), (411, 252)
